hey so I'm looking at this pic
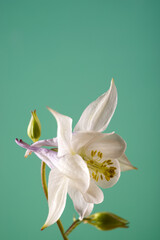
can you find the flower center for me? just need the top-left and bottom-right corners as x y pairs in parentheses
(82, 150), (117, 182)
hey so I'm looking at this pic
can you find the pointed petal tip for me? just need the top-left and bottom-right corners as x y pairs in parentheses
(47, 106), (54, 115)
(111, 78), (117, 91)
(127, 164), (138, 171)
(110, 78), (116, 88)
(125, 165), (138, 171)
(15, 138), (22, 145)
(47, 106), (58, 118)
(47, 106), (53, 112)
(15, 138), (24, 145)
(133, 166), (138, 170)
(41, 224), (47, 231)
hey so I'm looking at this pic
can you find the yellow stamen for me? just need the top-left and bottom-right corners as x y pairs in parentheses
(91, 150), (94, 157)
(83, 150), (117, 182)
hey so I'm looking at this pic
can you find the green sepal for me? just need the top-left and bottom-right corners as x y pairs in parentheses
(83, 212), (129, 231)
(27, 109), (41, 142)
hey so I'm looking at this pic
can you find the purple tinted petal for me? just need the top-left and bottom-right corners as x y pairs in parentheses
(15, 138), (57, 169)
(25, 138), (58, 157)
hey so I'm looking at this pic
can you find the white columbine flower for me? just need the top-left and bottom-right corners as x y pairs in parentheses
(24, 79), (135, 171)
(15, 79), (134, 229)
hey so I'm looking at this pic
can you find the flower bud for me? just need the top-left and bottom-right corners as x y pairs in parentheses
(83, 212), (129, 231)
(27, 110), (41, 142)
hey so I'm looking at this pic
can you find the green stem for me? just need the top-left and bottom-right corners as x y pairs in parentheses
(57, 219), (68, 240)
(65, 219), (82, 236)
(41, 161), (48, 199)
(41, 162), (68, 240)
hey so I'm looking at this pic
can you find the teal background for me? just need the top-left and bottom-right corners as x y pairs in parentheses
(1, 0), (159, 239)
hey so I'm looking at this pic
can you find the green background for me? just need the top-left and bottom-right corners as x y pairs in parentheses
(1, 0), (159, 239)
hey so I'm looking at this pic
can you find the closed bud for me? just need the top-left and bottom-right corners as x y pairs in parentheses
(83, 212), (129, 231)
(27, 110), (41, 142)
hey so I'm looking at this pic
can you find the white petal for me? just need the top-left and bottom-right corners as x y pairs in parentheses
(72, 131), (97, 154)
(25, 138), (58, 157)
(84, 132), (126, 159)
(41, 168), (68, 229)
(83, 181), (104, 204)
(118, 154), (137, 171)
(90, 159), (121, 189)
(83, 203), (94, 217)
(34, 152), (54, 169)
(56, 154), (90, 193)
(68, 185), (93, 220)
(16, 139), (90, 191)
(74, 79), (117, 132)
(47, 107), (73, 156)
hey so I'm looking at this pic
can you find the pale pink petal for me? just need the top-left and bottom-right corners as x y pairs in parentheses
(15, 139), (56, 169)
(25, 138), (58, 157)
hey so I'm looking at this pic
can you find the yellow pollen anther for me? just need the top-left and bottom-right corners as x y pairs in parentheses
(91, 150), (97, 157)
(105, 175), (110, 181)
(100, 174), (103, 180)
(96, 175), (99, 181)
(94, 150), (97, 155)
(91, 150), (94, 157)
(107, 160), (113, 165)
(83, 151), (117, 182)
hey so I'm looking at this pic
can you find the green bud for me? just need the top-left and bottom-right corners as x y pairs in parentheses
(27, 110), (41, 142)
(83, 212), (129, 231)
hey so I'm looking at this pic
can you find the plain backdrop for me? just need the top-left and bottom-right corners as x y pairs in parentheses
(0, 0), (159, 239)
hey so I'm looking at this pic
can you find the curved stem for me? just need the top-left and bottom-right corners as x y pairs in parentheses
(65, 219), (82, 236)
(57, 220), (68, 240)
(41, 161), (48, 199)
(41, 162), (68, 240)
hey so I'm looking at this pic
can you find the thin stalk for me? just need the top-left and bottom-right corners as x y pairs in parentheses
(41, 161), (48, 199)
(65, 219), (82, 236)
(41, 162), (68, 240)
(57, 220), (68, 240)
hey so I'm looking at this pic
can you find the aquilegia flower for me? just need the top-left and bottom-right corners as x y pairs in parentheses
(24, 79), (135, 171)
(15, 79), (134, 230)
